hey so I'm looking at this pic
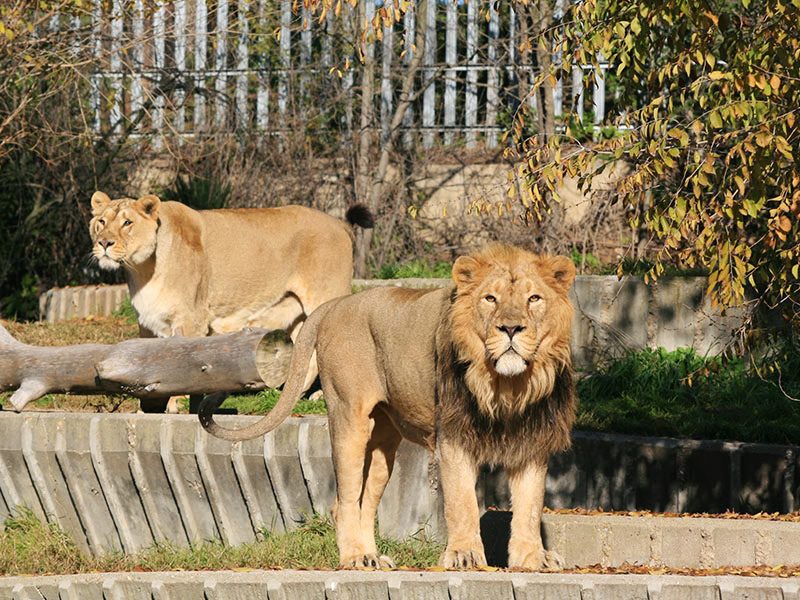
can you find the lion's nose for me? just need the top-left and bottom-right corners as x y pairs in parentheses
(498, 324), (525, 338)
(99, 240), (115, 250)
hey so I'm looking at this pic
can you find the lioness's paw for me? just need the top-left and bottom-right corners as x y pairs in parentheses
(340, 554), (396, 570)
(508, 546), (564, 571)
(439, 548), (487, 570)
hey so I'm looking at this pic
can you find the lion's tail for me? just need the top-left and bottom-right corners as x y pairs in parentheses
(345, 204), (374, 229)
(198, 302), (334, 442)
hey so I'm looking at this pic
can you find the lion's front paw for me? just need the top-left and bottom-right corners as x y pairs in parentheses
(508, 544), (564, 571)
(340, 553), (396, 570)
(439, 548), (487, 570)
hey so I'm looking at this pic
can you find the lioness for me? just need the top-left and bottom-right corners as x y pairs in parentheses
(201, 244), (577, 570)
(89, 191), (372, 408)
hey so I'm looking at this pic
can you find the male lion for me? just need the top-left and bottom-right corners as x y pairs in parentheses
(201, 244), (577, 570)
(89, 191), (372, 409)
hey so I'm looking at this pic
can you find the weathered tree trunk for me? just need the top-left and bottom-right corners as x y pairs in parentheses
(353, 0), (377, 278)
(0, 324), (292, 412)
(353, 0), (428, 278)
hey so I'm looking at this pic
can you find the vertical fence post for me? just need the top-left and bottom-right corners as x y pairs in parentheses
(553, 0), (564, 118)
(422, 0), (436, 148)
(109, 0), (123, 135)
(131, 0), (144, 125)
(70, 11), (81, 57)
(153, 1), (166, 143)
(508, 4), (517, 94)
(380, 1), (394, 143)
(48, 10), (60, 33)
(215, 0), (229, 129)
(300, 3), (312, 96)
(401, 3), (415, 147)
(195, 0), (208, 132)
(278, 0), (291, 121)
(322, 8), (333, 67)
(256, 0), (269, 131)
(593, 54), (606, 127)
(174, 0), (187, 133)
(465, 0), (478, 148)
(444, 0), (457, 145)
(91, 0), (102, 134)
(342, 3), (354, 132)
(572, 65), (584, 123)
(236, 0), (250, 129)
(485, 0), (499, 148)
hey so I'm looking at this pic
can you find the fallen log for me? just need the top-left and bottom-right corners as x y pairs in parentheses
(0, 323), (293, 412)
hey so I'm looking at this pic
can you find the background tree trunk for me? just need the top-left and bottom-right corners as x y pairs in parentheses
(353, 0), (428, 278)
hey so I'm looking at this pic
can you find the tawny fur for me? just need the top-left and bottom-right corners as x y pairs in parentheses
(201, 244), (577, 571)
(89, 191), (371, 399)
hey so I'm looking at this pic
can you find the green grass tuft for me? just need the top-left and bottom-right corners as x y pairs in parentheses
(0, 511), (442, 576)
(111, 297), (138, 326)
(576, 347), (800, 444)
(219, 388), (327, 415)
(377, 259), (451, 280)
(0, 508), (88, 575)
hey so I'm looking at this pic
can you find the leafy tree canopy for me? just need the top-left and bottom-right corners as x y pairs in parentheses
(511, 0), (800, 317)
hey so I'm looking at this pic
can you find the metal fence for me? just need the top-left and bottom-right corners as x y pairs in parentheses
(52, 0), (609, 148)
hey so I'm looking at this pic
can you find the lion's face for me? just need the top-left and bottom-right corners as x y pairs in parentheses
(89, 192), (161, 271)
(450, 245), (576, 380)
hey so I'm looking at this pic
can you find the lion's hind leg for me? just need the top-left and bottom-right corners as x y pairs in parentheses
(356, 406), (402, 569)
(327, 387), (395, 569)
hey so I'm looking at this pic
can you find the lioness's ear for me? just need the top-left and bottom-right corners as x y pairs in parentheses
(137, 194), (161, 217)
(544, 255), (577, 294)
(452, 255), (481, 287)
(91, 191), (111, 215)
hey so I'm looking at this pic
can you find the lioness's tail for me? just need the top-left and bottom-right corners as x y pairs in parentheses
(199, 302), (334, 442)
(345, 204), (374, 229)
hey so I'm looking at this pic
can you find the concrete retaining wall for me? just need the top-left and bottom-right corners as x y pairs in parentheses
(38, 277), (746, 368)
(0, 412), (797, 565)
(1, 571), (798, 600)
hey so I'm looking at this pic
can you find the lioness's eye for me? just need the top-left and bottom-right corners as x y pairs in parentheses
(484, 295), (496, 303)
(98, 219), (105, 226)
(123, 219), (133, 227)
(529, 294), (542, 303)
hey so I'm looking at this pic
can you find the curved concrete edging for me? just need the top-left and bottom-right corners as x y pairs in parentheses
(1, 570), (799, 600)
(0, 412), (798, 568)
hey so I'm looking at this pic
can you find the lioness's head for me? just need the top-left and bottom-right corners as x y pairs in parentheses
(449, 244), (576, 396)
(89, 191), (161, 271)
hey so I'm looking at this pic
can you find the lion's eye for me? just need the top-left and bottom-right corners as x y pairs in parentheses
(484, 295), (496, 303)
(123, 219), (133, 227)
(98, 219), (105, 226)
(528, 294), (542, 303)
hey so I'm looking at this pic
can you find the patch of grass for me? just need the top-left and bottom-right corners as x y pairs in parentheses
(219, 388), (327, 416)
(0, 511), (442, 576)
(377, 259), (451, 280)
(576, 347), (800, 444)
(0, 508), (89, 575)
(112, 297), (138, 326)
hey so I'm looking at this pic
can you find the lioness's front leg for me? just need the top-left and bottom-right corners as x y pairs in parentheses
(507, 460), (563, 570)
(437, 437), (486, 569)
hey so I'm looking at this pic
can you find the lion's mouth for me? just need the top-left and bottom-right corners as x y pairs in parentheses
(96, 254), (122, 271)
(494, 349), (529, 377)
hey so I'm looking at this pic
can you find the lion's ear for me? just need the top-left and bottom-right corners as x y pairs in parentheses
(91, 191), (111, 215)
(136, 194), (161, 218)
(544, 255), (577, 295)
(452, 255), (482, 287)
